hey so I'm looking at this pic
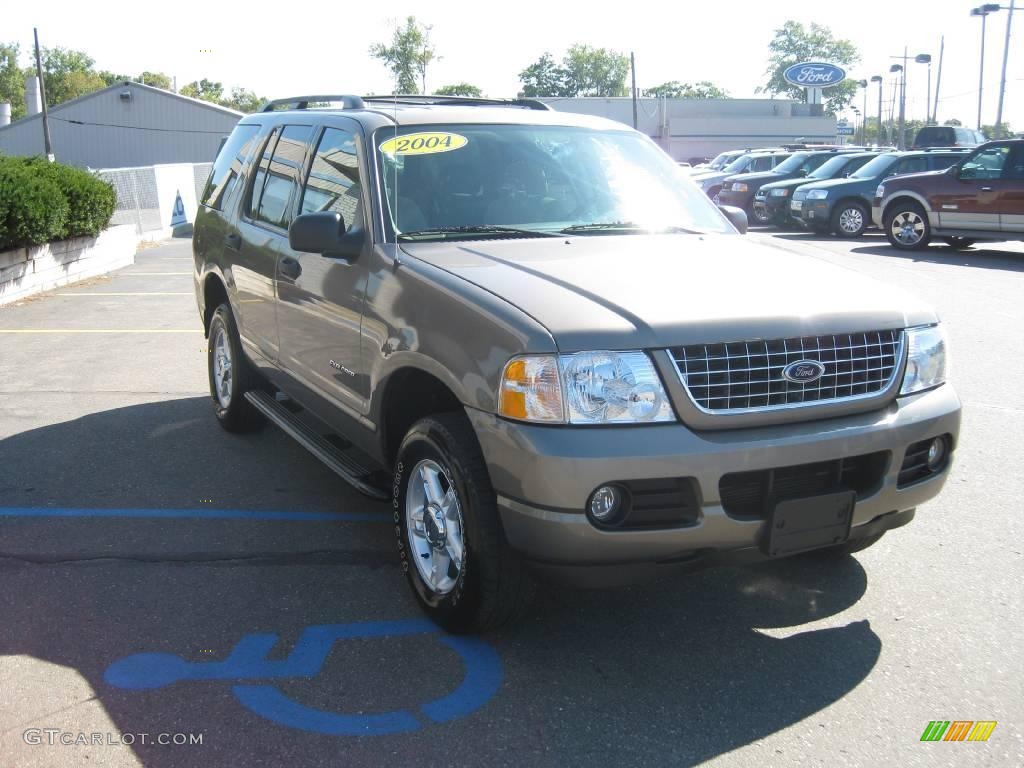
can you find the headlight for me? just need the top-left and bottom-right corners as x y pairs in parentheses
(732, 183), (748, 192)
(769, 188), (789, 197)
(806, 189), (829, 200)
(499, 351), (675, 424)
(900, 325), (947, 395)
(875, 184), (885, 198)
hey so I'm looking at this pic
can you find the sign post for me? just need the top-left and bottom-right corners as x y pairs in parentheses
(783, 62), (848, 138)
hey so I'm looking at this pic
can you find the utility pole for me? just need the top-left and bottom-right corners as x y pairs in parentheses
(932, 36), (944, 123)
(871, 75), (883, 144)
(33, 28), (54, 162)
(995, 0), (1017, 131)
(630, 52), (638, 129)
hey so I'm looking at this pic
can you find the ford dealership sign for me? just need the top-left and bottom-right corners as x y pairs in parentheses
(783, 62), (847, 88)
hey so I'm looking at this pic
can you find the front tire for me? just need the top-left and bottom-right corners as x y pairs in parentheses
(884, 201), (931, 250)
(394, 413), (533, 633)
(831, 202), (868, 238)
(207, 303), (264, 432)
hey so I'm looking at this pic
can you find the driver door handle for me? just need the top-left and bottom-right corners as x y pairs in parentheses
(279, 256), (301, 281)
(980, 186), (993, 191)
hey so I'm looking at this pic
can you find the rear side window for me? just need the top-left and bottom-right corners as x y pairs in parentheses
(928, 154), (964, 171)
(300, 127), (363, 228)
(247, 125), (314, 229)
(895, 156), (927, 175)
(201, 124), (261, 210)
(750, 156), (774, 172)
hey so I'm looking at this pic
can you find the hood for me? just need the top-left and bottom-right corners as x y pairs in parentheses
(797, 176), (869, 192)
(725, 170), (786, 184)
(689, 170), (727, 184)
(401, 234), (936, 352)
(760, 177), (817, 192)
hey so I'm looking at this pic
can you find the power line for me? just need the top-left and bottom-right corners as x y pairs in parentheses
(49, 116), (229, 134)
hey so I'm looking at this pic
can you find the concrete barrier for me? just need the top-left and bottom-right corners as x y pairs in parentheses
(0, 224), (139, 305)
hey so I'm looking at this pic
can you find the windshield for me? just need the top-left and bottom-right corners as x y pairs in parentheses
(808, 154), (857, 179)
(376, 124), (734, 239)
(850, 154), (898, 179)
(723, 155), (752, 173)
(708, 152), (734, 169)
(770, 152), (811, 174)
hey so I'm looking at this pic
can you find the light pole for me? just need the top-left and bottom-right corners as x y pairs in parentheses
(858, 79), (868, 143)
(995, 1), (1020, 134)
(890, 63), (905, 148)
(871, 75), (883, 144)
(971, 4), (1000, 131)
(915, 53), (932, 124)
(851, 106), (861, 145)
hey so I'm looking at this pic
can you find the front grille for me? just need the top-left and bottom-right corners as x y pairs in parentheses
(755, 189), (767, 200)
(671, 330), (903, 413)
(719, 451), (889, 518)
(792, 188), (809, 201)
(619, 478), (700, 528)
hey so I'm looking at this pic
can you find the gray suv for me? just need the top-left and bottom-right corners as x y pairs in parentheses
(194, 94), (961, 632)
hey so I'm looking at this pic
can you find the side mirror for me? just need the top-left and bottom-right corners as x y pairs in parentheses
(288, 212), (362, 259)
(798, 169), (809, 177)
(719, 205), (748, 234)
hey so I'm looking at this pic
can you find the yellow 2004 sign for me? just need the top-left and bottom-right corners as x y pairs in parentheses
(379, 132), (468, 156)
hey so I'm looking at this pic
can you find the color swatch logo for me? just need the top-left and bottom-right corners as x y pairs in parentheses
(920, 721), (997, 742)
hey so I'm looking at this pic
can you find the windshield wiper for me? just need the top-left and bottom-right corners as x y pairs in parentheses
(560, 222), (705, 235)
(397, 225), (556, 240)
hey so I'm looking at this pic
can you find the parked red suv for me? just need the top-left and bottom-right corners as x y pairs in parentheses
(872, 139), (1024, 250)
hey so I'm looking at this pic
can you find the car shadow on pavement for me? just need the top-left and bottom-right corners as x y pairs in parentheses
(0, 397), (878, 767)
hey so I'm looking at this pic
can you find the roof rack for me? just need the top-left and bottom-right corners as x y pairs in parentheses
(260, 95), (366, 112)
(362, 94), (552, 111)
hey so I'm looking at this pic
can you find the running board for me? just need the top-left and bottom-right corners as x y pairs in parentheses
(245, 391), (389, 500)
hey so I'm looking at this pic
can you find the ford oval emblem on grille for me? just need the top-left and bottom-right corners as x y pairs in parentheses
(782, 360), (826, 384)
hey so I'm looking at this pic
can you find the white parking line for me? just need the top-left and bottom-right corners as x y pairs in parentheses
(54, 292), (193, 296)
(0, 329), (202, 334)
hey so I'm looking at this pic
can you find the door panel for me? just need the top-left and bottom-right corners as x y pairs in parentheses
(998, 145), (1024, 232)
(936, 146), (1010, 231)
(277, 124), (371, 416)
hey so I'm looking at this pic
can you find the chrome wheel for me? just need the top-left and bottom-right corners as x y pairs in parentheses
(838, 206), (864, 235)
(212, 326), (233, 408)
(405, 459), (465, 595)
(890, 210), (925, 246)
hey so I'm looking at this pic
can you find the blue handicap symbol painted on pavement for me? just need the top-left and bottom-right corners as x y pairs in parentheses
(104, 619), (502, 736)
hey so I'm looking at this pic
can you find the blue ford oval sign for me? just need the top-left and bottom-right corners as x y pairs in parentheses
(783, 62), (847, 88)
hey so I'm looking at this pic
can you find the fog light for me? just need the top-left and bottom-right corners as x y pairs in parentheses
(927, 437), (947, 469)
(589, 485), (623, 523)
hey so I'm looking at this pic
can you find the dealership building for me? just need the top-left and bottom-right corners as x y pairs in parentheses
(541, 97), (838, 162)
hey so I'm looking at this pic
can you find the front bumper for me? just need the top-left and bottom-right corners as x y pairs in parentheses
(718, 188), (755, 210)
(468, 384), (960, 569)
(758, 195), (792, 222)
(794, 199), (833, 227)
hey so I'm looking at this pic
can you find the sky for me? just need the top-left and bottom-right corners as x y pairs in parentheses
(3, 0), (1023, 129)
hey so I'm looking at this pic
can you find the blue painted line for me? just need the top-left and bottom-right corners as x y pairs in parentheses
(0, 507), (390, 522)
(105, 619), (503, 736)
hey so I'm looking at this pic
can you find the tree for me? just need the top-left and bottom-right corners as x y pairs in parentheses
(0, 42), (25, 120)
(563, 45), (629, 97)
(98, 70), (132, 87)
(519, 46), (629, 98)
(644, 80), (730, 99)
(225, 87), (263, 112)
(370, 16), (436, 94)
(434, 83), (483, 97)
(38, 47), (100, 105)
(180, 79), (225, 103)
(981, 123), (1013, 139)
(759, 21), (860, 116)
(943, 118), (962, 126)
(138, 71), (172, 90)
(519, 53), (572, 97)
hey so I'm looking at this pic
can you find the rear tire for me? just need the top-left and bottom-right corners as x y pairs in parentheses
(884, 201), (931, 250)
(941, 236), (976, 249)
(207, 303), (264, 432)
(394, 413), (533, 633)
(831, 202), (868, 238)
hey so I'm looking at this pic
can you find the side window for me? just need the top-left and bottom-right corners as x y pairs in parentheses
(843, 156), (872, 175)
(247, 128), (279, 221)
(960, 146), (1010, 180)
(300, 127), (364, 228)
(201, 124), (261, 210)
(248, 125), (315, 229)
(1002, 145), (1024, 180)
(896, 156), (927, 175)
(928, 154), (962, 171)
(750, 156), (771, 172)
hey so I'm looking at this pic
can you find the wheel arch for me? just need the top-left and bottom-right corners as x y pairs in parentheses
(376, 364), (467, 469)
(881, 191), (932, 226)
(201, 271), (229, 337)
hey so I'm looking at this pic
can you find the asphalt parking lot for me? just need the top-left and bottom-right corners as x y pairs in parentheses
(1, 231), (1022, 768)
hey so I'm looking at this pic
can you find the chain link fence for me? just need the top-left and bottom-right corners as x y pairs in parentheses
(95, 163), (212, 237)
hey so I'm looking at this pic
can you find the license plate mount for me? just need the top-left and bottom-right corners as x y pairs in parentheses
(763, 490), (856, 558)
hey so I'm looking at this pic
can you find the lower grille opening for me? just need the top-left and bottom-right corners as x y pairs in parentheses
(898, 435), (952, 488)
(603, 478), (700, 529)
(719, 451), (890, 519)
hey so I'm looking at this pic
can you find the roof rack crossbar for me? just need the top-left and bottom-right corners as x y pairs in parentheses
(362, 94), (552, 111)
(260, 95), (366, 112)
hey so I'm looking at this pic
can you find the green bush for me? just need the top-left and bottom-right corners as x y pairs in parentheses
(0, 158), (69, 250)
(0, 156), (116, 250)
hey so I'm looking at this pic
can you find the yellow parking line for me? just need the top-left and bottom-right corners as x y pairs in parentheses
(54, 292), (193, 296)
(0, 329), (202, 334)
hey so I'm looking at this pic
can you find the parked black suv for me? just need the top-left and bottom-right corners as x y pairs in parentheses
(718, 149), (860, 224)
(755, 152), (879, 227)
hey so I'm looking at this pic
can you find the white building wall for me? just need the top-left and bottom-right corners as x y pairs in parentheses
(0, 82), (242, 169)
(541, 97), (838, 161)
